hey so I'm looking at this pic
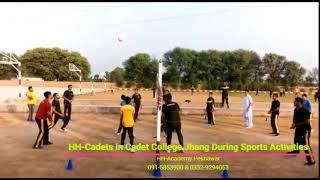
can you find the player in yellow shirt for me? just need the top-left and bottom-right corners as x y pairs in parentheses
(119, 96), (135, 153)
(25, 86), (37, 121)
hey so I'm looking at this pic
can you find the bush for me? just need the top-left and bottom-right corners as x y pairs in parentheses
(259, 82), (276, 91)
(115, 80), (124, 87)
(230, 82), (239, 90)
(125, 81), (134, 88)
(180, 83), (191, 89)
(210, 81), (220, 90)
(169, 83), (178, 89)
(201, 84), (208, 90)
(142, 80), (153, 88)
(136, 83), (143, 89)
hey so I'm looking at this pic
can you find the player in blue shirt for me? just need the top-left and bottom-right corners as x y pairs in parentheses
(302, 93), (314, 165)
(302, 93), (312, 112)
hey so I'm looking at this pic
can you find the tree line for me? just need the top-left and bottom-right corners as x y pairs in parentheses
(106, 47), (318, 90)
(1, 48), (91, 81)
(1, 47), (318, 90)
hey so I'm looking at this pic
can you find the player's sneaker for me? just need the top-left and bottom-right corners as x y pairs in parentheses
(274, 133), (280, 136)
(43, 141), (53, 145)
(117, 132), (120, 135)
(166, 150), (171, 153)
(304, 161), (316, 166)
(64, 128), (69, 132)
(33, 146), (43, 149)
(130, 149), (135, 153)
(181, 148), (184, 153)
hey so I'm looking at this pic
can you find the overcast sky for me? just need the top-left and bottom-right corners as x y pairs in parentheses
(0, 2), (318, 75)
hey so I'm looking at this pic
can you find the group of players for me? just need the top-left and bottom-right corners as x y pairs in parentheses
(26, 83), (316, 165)
(116, 88), (184, 153)
(26, 85), (74, 149)
(204, 83), (316, 165)
(264, 91), (315, 165)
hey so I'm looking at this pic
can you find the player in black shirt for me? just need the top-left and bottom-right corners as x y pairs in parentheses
(279, 90), (283, 97)
(206, 92), (215, 125)
(48, 93), (70, 131)
(287, 97), (315, 165)
(63, 85), (74, 121)
(268, 93), (280, 136)
(164, 89), (171, 97)
(220, 82), (229, 108)
(132, 88), (141, 122)
(191, 86), (194, 96)
(162, 93), (184, 153)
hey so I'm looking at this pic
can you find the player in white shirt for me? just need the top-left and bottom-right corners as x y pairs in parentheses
(243, 89), (253, 128)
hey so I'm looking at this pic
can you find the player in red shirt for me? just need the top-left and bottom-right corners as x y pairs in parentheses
(33, 91), (53, 149)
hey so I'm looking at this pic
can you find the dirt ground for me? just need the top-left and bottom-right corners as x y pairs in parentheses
(0, 111), (318, 178)
(76, 90), (300, 104)
(74, 91), (319, 115)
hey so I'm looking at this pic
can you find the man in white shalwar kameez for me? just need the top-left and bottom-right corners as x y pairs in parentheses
(243, 89), (253, 128)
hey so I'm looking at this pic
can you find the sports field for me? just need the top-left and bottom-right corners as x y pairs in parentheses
(0, 90), (318, 178)
(75, 90), (301, 105)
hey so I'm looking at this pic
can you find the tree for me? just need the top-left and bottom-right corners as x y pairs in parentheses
(262, 53), (287, 85)
(233, 49), (264, 90)
(310, 67), (319, 85)
(93, 74), (102, 82)
(163, 66), (180, 87)
(196, 50), (222, 89)
(281, 60), (306, 87)
(19, 47), (91, 81)
(140, 59), (158, 88)
(104, 71), (111, 82)
(163, 47), (198, 88)
(123, 53), (158, 88)
(109, 67), (125, 87)
(304, 67), (318, 86)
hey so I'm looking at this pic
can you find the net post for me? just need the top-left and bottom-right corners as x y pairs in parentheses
(79, 76), (82, 92)
(0, 51), (22, 98)
(18, 69), (22, 98)
(91, 76), (94, 95)
(155, 60), (163, 168)
(69, 63), (82, 93)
